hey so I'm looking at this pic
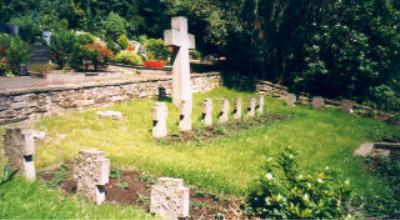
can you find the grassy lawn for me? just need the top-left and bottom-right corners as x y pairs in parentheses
(0, 87), (395, 218)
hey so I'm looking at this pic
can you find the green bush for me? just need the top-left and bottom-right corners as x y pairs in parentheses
(49, 30), (77, 69)
(117, 34), (129, 49)
(143, 38), (169, 60)
(76, 33), (95, 45)
(190, 49), (202, 60)
(104, 12), (126, 41)
(115, 50), (143, 65)
(69, 43), (114, 71)
(246, 147), (352, 219)
(0, 34), (29, 75)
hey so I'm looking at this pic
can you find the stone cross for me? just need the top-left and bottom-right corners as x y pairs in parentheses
(4, 128), (45, 181)
(164, 17), (195, 107)
(233, 98), (243, 120)
(312, 97), (325, 109)
(219, 99), (230, 123)
(153, 103), (168, 138)
(73, 149), (110, 205)
(256, 95), (265, 115)
(202, 98), (213, 126)
(179, 100), (192, 131)
(283, 94), (297, 106)
(246, 97), (256, 117)
(150, 177), (190, 220)
(341, 99), (354, 113)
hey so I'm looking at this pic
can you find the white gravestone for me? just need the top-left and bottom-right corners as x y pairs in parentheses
(312, 97), (325, 109)
(150, 177), (190, 220)
(179, 100), (192, 131)
(153, 103), (168, 138)
(247, 97), (256, 117)
(164, 17), (195, 107)
(73, 149), (110, 205)
(257, 95), (265, 115)
(233, 98), (243, 120)
(4, 128), (45, 181)
(202, 98), (213, 126)
(97, 111), (124, 121)
(219, 99), (230, 123)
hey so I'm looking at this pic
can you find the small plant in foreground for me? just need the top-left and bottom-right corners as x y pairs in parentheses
(0, 165), (18, 196)
(138, 174), (156, 184)
(192, 201), (212, 209)
(110, 169), (123, 179)
(116, 182), (129, 190)
(246, 147), (352, 219)
(137, 193), (149, 205)
(47, 164), (68, 188)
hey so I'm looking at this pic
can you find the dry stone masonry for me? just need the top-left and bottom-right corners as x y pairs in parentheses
(152, 103), (168, 138)
(219, 99), (230, 123)
(202, 98), (213, 126)
(246, 97), (256, 117)
(4, 128), (45, 181)
(73, 149), (110, 205)
(257, 95), (265, 115)
(233, 98), (243, 120)
(312, 97), (325, 109)
(179, 100), (192, 131)
(150, 177), (190, 220)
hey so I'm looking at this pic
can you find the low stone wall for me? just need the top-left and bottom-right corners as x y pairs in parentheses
(0, 72), (221, 125)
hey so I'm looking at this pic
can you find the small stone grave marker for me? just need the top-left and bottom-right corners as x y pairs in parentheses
(150, 177), (190, 220)
(341, 99), (353, 113)
(246, 97), (256, 117)
(153, 103), (168, 138)
(73, 149), (110, 205)
(97, 111), (124, 120)
(202, 98), (213, 126)
(179, 100), (192, 131)
(4, 128), (45, 181)
(219, 99), (230, 123)
(257, 95), (265, 115)
(312, 97), (325, 109)
(233, 98), (242, 120)
(283, 94), (296, 106)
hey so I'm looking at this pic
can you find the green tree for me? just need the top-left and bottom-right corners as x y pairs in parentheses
(104, 12), (126, 41)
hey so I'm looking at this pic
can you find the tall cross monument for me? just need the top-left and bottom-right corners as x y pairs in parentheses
(164, 17), (196, 107)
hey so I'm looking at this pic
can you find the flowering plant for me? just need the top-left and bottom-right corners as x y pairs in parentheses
(144, 60), (165, 69)
(246, 147), (352, 219)
(69, 43), (114, 71)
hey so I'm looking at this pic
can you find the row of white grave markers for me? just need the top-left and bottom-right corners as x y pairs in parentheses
(152, 95), (265, 139)
(282, 93), (354, 113)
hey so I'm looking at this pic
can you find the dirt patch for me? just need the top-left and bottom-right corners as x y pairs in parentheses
(40, 166), (243, 219)
(161, 113), (287, 145)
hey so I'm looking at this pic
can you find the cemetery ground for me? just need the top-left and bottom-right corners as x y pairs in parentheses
(0, 87), (398, 218)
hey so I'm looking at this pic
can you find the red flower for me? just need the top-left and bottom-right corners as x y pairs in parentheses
(144, 60), (165, 69)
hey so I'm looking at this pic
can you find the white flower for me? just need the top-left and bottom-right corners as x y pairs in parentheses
(303, 193), (310, 201)
(265, 173), (273, 180)
(297, 174), (304, 180)
(345, 180), (350, 185)
(317, 178), (324, 183)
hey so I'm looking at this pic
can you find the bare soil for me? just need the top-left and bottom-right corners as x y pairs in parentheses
(40, 166), (243, 220)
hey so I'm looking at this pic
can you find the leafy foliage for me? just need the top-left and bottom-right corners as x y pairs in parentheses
(49, 30), (77, 69)
(104, 12), (126, 41)
(141, 38), (169, 60)
(117, 34), (129, 49)
(69, 43), (114, 71)
(0, 34), (29, 75)
(0, 165), (18, 196)
(115, 50), (143, 65)
(246, 147), (353, 219)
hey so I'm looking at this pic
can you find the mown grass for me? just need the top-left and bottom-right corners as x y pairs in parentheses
(0, 87), (396, 218)
(0, 178), (155, 219)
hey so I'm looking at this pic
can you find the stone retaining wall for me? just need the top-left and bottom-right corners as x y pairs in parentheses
(0, 72), (221, 125)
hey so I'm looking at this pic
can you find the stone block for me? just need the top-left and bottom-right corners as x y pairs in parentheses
(153, 103), (168, 138)
(4, 128), (45, 181)
(202, 98), (213, 126)
(150, 177), (190, 220)
(246, 97), (256, 117)
(341, 99), (353, 113)
(179, 100), (192, 131)
(218, 99), (230, 123)
(73, 149), (110, 204)
(233, 98), (242, 120)
(256, 95), (265, 115)
(97, 111), (124, 121)
(312, 97), (325, 109)
(283, 94), (296, 106)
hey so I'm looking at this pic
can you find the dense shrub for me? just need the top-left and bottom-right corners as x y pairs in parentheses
(0, 34), (29, 75)
(75, 33), (95, 45)
(246, 147), (352, 219)
(69, 43), (114, 71)
(142, 38), (169, 60)
(104, 12), (126, 41)
(190, 49), (202, 60)
(115, 50), (143, 65)
(117, 34), (129, 49)
(49, 30), (77, 69)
